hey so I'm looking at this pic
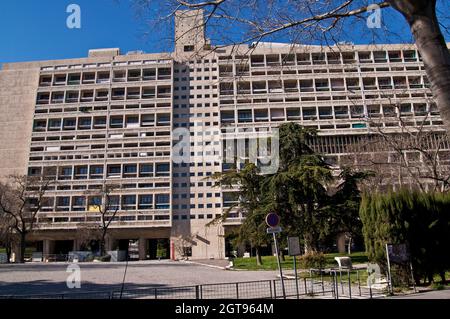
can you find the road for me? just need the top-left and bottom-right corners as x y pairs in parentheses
(0, 260), (279, 296)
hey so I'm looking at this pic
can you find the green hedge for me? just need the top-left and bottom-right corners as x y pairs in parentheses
(360, 190), (450, 285)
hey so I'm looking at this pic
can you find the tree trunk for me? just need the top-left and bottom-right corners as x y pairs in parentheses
(6, 243), (11, 263)
(255, 247), (263, 266)
(279, 248), (285, 262)
(100, 230), (107, 256)
(390, 0), (450, 133)
(19, 232), (26, 263)
(347, 236), (352, 255)
(303, 233), (316, 254)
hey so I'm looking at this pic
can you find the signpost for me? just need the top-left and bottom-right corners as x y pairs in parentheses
(266, 213), (286, 299)
(386, 243), (416, 293)
(288, 236), (301, 299)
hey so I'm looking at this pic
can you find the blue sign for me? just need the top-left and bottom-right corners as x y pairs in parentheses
(265, 213), (280, 228)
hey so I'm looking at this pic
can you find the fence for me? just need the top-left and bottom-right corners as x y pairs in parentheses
(0, 269), (387, 300)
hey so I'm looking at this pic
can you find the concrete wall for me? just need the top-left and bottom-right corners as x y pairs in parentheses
(0, 67), (39, 180)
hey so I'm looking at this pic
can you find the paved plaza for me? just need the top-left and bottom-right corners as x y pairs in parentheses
(0, 260), (279, 296)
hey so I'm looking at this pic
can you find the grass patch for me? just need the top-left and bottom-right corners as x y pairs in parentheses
(0, 248), (6, 254)
(233, 251), (368, 271)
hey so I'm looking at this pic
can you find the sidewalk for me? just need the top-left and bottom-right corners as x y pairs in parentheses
(182, 259), (231, 270)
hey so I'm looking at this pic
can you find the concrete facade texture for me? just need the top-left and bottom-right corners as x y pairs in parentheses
(1, 10), (449, 261)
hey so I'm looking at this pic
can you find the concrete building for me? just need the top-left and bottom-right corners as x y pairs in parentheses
(0, 9), (449, 260)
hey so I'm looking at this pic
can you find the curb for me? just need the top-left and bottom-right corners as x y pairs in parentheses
(181, 260), (228, 270)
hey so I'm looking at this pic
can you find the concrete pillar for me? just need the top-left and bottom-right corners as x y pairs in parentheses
(337, 233), (346, 253)
(73, 239), (81, 251)
(105, 237), (116, 252)
(139, 237), (147, 260)
(43, 239), (55, 257)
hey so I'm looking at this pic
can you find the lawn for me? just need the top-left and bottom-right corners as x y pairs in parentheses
(232, 251), (368, 271)
(0, 248), (5, 253)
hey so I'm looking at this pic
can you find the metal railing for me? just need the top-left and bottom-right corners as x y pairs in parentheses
(0, 270), (387, 300)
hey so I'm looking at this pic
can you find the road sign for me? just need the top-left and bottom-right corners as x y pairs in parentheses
(288, 237), (301, 256)
(266, 226), (282, 234)
(265, 213), (280, 228)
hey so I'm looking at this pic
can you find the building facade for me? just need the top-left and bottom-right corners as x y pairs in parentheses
(0, 9), (449, 260)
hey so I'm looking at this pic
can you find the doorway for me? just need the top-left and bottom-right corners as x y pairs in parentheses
(148, 239), (170, 260)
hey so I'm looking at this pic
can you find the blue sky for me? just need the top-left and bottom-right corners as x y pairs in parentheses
(0, 0), (169, 64)
(0, 1), (448, 64)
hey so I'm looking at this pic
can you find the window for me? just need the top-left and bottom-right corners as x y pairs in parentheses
(63, 118), (76, 130)
(78, 117), (92, 129)
(90, 166), (104, 179)
(123, 164), (137, 177)
(156, 163), (170, 177)
(184, 45), (194, 52)
(59, 167), (72, 180)
(107, 165), (121, 177)
(56, 197), (70, 211)
(74, 166), (88, 179)
(122, 195), (136, 210)
(72, 196), (86, 211)
(155, 194), (170, 209)
(110, 116), (124, 128)
(138, 195), (153, 209)
(139, 164), (153, 177)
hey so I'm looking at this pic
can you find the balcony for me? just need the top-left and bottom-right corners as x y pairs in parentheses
(157, 68), (172, 80)
(51, 95), (65, 104)
(286, 109), (301, 121)
(238, 111), (252, 123)
(142, 90), (156, 99)
(143, 69), (156, 81)
(82, 73), (96, 84)
(157, 87), (171, 99)
(128, 70), (142, 82)
(319, 108), (333, 120)
(252, 81), (267, 94)
(95, 91), (109, 101)
(270, 109), (285, 122)
(127, 89), (141, 100)
(254, 110), (268, 122)
(250, 56), (265, 67)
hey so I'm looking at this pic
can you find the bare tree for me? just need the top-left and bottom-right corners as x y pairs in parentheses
(0, 214), (17, 263)
(74, 223), (102, 252)
(133, 0), (450, 133)
(84, 184), (121, 256)
(350, 110), (450, 192)
(173, 234), (196, 259)
(0, 175), (55, 263)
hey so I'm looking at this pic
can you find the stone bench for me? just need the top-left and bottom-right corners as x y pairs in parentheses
(334, 256), (352, 270)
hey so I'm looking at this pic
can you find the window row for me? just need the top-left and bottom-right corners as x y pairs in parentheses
(36, 86), (172, 104)
(36, 194), (170, 212)
(39, 68), (172, 87)
(219, 76), (430, 96)
(173, 203), (221, 210)
(32, 114), (171, 132)
(29, 150), (171, 162)
(28, 163), (170, 180)
(219, 91), (432, 106)
(219, 65), (425, 77)
(218, 49), (422, 69)
(30, 131), (170, 142)
(40, 59), (172, 72)
(220, 103), (438, 123)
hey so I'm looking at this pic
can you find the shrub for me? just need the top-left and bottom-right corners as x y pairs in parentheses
(360, 190), (450, 285)
(298, 252), (326, 269)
